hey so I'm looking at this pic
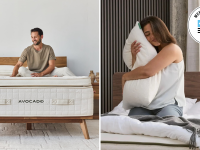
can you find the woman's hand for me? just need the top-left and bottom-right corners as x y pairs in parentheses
(131, 40), (141, 58)
(131, 40), (141, 67)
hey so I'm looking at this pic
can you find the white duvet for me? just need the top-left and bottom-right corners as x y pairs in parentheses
(101, 99), (200, 148)
(101, 115), (200, 147)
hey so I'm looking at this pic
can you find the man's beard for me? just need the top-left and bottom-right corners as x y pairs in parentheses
(33, 39), (41, 45)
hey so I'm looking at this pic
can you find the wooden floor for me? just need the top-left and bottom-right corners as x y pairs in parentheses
(0, 120), (99, 150)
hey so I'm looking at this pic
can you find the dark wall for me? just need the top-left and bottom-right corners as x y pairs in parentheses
(101, 0), (171, 113)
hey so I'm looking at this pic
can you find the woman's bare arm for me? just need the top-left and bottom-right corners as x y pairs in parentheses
(132, 56), (136, 68)
(131, 41), (141, 68)
(122, 44), (183, 91)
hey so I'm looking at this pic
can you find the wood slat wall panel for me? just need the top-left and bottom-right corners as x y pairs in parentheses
(101, 0), (171, 113)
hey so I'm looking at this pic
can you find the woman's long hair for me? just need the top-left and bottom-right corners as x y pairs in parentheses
(140, 16), (176, 52)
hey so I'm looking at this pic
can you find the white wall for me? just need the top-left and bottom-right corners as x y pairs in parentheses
(0, 0), (99, 76)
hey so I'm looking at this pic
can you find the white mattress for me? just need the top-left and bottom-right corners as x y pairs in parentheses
(101, 133), (196, 150)
(0, 87), (93, 117)
(0, 76), (91, 87)
(101, 143), (198, 150)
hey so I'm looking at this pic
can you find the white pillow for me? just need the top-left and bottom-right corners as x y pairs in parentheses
(109, 101), (130, 115)
(185, 101), (200, 116)
(0, 65), (14, 76)
(122, 21), (161, 110)
(183, 97), (197, 114)
(51, 67), (75, 77)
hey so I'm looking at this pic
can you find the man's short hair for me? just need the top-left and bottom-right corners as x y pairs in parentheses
(31, 28), (43, 36)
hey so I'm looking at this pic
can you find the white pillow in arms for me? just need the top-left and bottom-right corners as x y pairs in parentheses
(122, 21), (161, 110)
(0, 65), (14, 76)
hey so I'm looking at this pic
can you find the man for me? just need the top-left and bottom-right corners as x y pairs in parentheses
(11, 28), (56, 77)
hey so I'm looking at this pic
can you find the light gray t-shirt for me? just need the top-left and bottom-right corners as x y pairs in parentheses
(19, 44), (56, 72)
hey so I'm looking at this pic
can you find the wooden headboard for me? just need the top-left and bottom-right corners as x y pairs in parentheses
(0, 57), (67, 67)
(112, 72), (200, 109)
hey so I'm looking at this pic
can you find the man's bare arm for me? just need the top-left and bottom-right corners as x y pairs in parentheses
(41, 60), (55, 76)
(31, 60), (55, 77)
(11, 61), (23, 77)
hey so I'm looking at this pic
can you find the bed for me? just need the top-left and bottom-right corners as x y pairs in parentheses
(101, 72), (200, 150)
(0, 57), (93, 139)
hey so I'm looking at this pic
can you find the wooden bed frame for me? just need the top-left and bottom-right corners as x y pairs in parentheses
(0, 57), (92, 139)
(113, 72), (200, 109)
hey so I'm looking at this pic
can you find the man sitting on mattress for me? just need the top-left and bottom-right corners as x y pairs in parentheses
(11, 28), (56, 77)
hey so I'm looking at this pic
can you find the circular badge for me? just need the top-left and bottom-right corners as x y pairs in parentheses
(188, 6), (200, 43)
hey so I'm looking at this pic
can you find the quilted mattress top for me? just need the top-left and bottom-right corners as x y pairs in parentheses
(0, 76), (91, 87)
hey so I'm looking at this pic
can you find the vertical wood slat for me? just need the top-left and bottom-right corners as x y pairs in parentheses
(101, 0), (171, 113)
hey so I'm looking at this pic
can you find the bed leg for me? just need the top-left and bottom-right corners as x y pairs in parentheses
(26, 123), (32, 130)
(80, 119), (90, 139)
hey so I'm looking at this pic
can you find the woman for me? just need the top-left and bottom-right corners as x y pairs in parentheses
(122, 16), (185, 117)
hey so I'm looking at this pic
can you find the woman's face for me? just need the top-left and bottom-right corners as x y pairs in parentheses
(143, 23), (160, 46)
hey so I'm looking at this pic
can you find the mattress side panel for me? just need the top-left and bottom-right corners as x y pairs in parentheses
(0, 87), (93, 117)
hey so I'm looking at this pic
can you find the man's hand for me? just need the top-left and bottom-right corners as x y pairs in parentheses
(36, 60), (55, 77)
(31, 73), (43, 77)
